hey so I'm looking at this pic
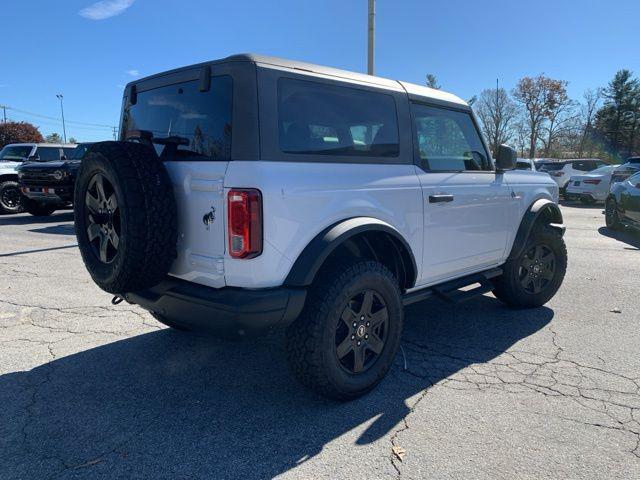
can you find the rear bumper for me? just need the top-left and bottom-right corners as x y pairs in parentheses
(124, 277), (307, 339)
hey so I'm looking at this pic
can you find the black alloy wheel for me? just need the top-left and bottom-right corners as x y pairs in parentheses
(335, 289), (389, 374)
(518, 244), (556, 294)
(85, 173), (120, 264)
(1, 186), (21, 209)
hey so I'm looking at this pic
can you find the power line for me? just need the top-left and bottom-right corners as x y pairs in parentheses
(2, 105), (114, 128)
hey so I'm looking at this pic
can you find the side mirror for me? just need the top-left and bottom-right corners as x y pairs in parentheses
(61, 155), (67, 160)
(28, 155), (39, 162)
(495, 144), (517, 171)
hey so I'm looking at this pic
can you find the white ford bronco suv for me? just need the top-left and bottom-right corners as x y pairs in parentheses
(74, 54), (566, 399)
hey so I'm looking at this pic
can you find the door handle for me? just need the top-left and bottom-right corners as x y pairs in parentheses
(429, 194), (454, 203)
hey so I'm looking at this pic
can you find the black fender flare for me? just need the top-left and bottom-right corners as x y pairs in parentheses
(284, 217), (418, 288)
(508, 198), (565, 260)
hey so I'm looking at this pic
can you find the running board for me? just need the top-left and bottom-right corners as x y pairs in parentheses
(402, 268), (503, 306)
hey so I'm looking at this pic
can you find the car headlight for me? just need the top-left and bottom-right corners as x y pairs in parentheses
(53, 170), (66, 180)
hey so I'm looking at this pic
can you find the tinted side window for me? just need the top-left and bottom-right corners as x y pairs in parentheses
(278, 78), (399, 157)
(411, 104), (490, 171)
(37, 147), (62, 161)
(122, 76), (233, 161)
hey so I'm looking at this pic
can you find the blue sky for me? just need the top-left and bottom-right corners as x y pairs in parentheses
(2, 0), (639, 142)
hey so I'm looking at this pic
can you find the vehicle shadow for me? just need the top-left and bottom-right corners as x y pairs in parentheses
(598, 226), (640, 250)
(28, 224), (76, 236)
(0, 295), (552, 479)
(559, 200), (603, 209)
(0, 211), (74, 226)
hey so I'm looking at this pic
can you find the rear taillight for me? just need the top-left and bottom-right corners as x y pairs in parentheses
(584, 179), (601, 185)
(227, 189), (262, 259)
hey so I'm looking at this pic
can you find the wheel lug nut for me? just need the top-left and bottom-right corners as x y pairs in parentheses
(366, 322), (370, 327)
(352, 322), (357, 328)
(357, 341), (361, 346)
(351, 335), (355, 340)
(360, 316), (365, 320)
(365, 334), (369, 339)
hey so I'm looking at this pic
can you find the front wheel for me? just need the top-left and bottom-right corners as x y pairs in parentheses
(0, 180), (25, 214)
(493, 225), (567, 308)
(286, 260), (403, 400)
(605, 197), (622, 230)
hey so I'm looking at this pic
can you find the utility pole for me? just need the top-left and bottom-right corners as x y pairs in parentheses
(56, 94), (67, 143)
(112, 126), (118, 140)
(367, 0), (375, 75)
(1, 105), (6, 123)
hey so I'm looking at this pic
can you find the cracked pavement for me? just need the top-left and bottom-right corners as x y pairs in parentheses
(1, 206), (639, 479)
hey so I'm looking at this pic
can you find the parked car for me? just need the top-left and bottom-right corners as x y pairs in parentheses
(17, 143), (92, 216)
(538, 159), (607, 196)
(73, 54), (567, 399)
(565, 164), (620, 204)
(0, 143), (76, 214)
(610, 157), (640, 185)
(605, 171), (640, 230)
(516, 158), (536, 171)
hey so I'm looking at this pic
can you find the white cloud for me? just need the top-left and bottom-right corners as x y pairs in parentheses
(126, 69), (139, 77)
(79, 0), (135, 20)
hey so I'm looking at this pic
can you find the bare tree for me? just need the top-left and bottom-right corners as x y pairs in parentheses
(540, 80), (576, 156)
(513, 74), (568, 158)
(577, 88), (602, 157)
(475, 87), (518, 155)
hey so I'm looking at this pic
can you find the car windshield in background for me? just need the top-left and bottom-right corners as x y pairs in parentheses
(65, 144), (90, 160)
(0, 145), (32, 161)
(589, 165), (615, 175)
(122, 76), (233, 161)
(539, 163), (564, 171)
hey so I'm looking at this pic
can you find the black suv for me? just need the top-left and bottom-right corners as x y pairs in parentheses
(17, 143), (92, 216)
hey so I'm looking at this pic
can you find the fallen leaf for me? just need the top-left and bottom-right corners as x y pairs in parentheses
(610, 308), (622, 313)
(392, 445), (406, 461)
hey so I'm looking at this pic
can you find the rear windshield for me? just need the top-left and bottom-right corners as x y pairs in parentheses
(122, 76), (233, 161)
(540, 163), (564, 171)
(0, 145), (32, 161)
(278, 78), (399, 157)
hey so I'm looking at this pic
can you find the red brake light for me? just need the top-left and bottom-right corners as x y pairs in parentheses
(583, 179), (601, 185)
(228, 189), (262, 259)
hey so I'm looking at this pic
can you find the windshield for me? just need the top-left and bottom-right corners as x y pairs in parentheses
(0, 145), (32, 161)
(65, 144), (90, 160)
(122, 77), (233, 161)
(589, 165), (614, 175)
(539, 163), (564, 171)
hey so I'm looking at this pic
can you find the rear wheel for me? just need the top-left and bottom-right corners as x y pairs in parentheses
(286, 260), (403, 400)
(493, 225), (567, 308)
(0, 180), (25, 214)
(605, 197), (622, 230)
(580, 196), (596, 205)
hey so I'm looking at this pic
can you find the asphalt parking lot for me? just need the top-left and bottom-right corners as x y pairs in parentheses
(1, 205), (639, 479)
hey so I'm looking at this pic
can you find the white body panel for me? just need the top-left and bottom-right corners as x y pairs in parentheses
(165, 161), (229, 288)
(0, 161), (21, 176)
(165, 159), (558, 290)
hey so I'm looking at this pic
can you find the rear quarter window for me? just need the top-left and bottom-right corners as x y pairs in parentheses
(277, 78), (399, 158)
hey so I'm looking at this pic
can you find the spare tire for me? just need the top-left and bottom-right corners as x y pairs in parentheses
(74, 141), (177, 294)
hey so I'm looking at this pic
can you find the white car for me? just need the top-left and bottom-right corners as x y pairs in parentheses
(72, 54), (567, 399)
(539, 159), (606, 196)
(516, 158), (536, 170)
(565, 164), (619, 204)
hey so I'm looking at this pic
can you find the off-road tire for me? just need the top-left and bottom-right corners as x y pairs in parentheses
(25, 200), (56, 216)
(605, 197), (622, 230)
(0, 180), (25, 214)
(151, 312), (190, 331)
(493, 224), (567, 308)
(579, 196), (596, 206)
(286, 260), (403, 400)
(74, 141), (177, 294)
